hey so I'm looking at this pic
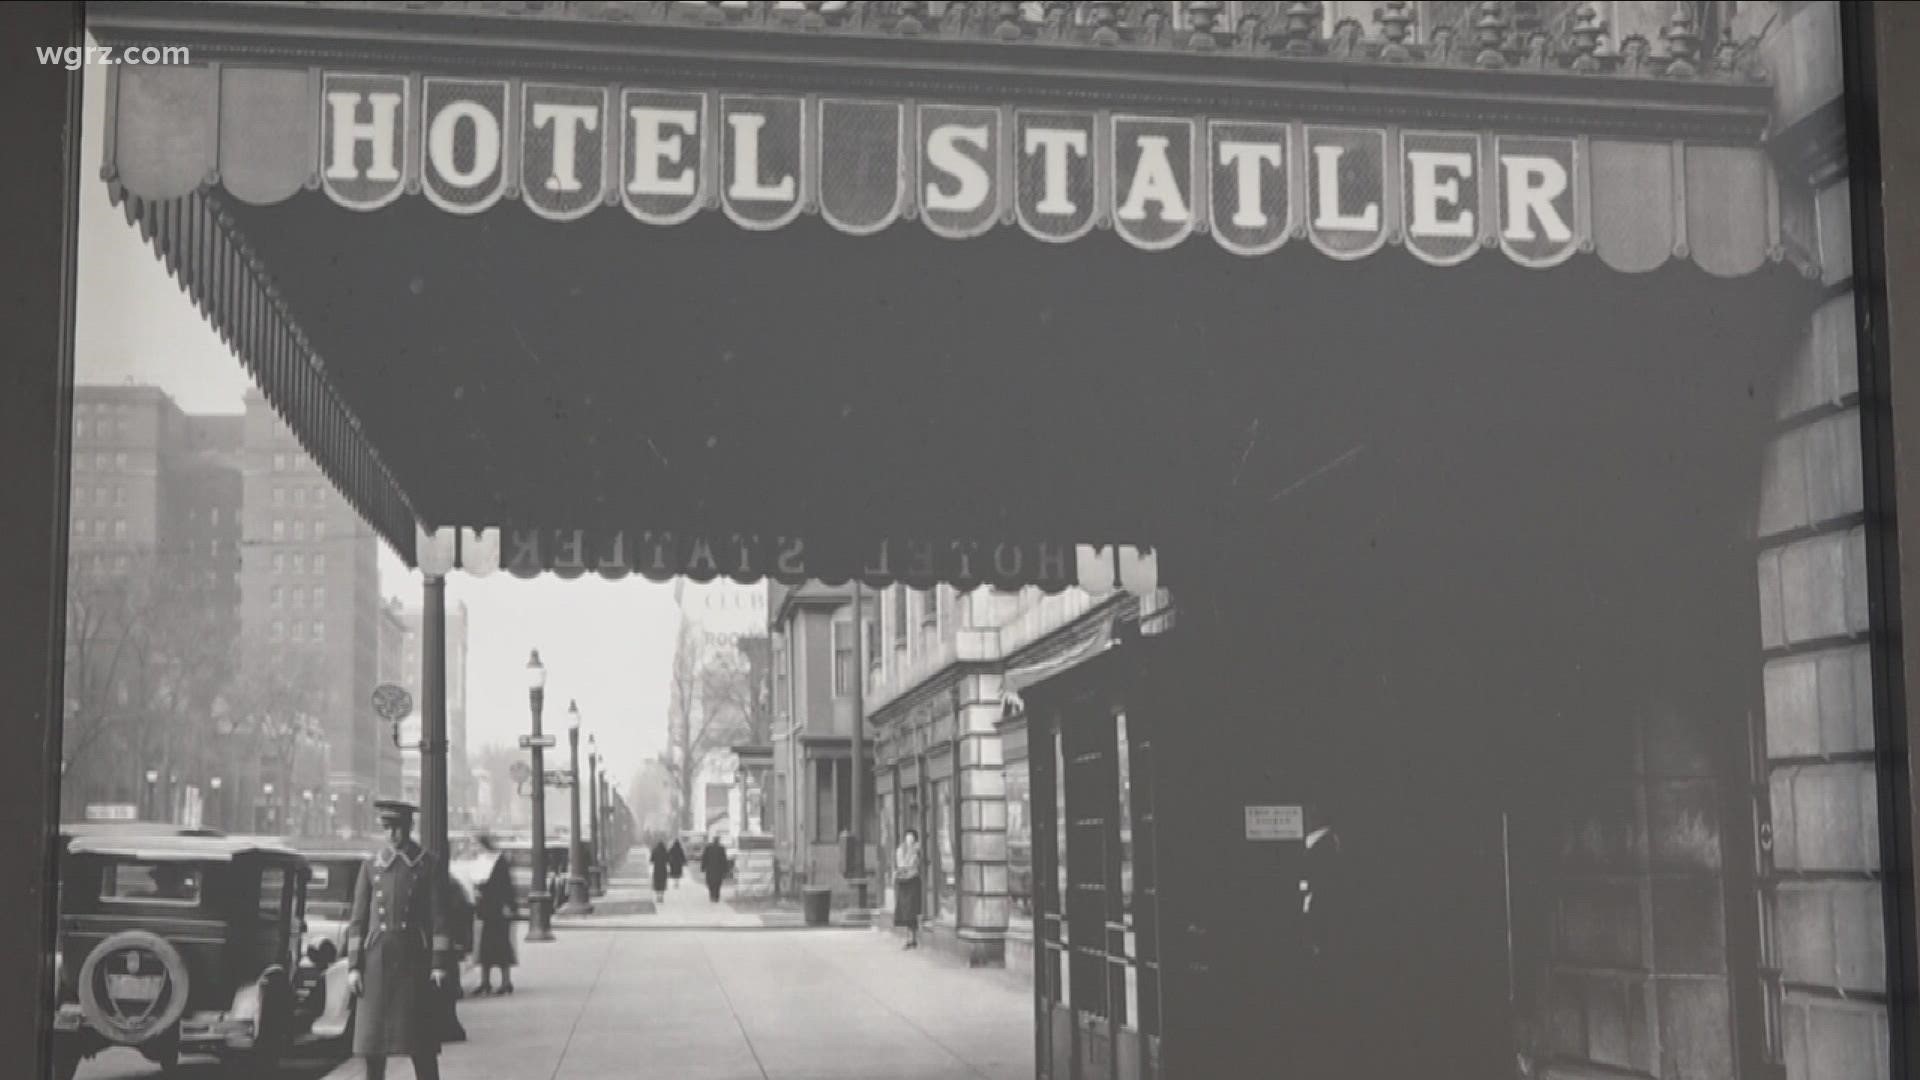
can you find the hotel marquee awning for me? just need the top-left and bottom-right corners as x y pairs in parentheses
(109, 65), (1791, 276)
(87, 1), (1821, 592)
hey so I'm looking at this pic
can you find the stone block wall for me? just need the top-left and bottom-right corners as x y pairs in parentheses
(1746, 7), (1888, 1078)
(956, 672), (1011, 963)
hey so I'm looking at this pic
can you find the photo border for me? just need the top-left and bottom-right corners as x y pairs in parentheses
(3, 5), (1919, 1078)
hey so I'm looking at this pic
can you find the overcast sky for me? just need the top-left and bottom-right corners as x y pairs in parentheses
(69, 59), (751, 796)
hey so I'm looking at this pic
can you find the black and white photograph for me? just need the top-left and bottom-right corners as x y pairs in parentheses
(14, 2), (1916, 1079)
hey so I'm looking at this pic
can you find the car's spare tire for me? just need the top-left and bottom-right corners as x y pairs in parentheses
(76, 930), (190, 1045)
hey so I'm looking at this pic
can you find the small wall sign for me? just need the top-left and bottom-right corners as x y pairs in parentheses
(1245, 805), (1304, 841)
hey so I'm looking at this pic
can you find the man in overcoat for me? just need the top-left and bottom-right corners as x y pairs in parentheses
(347, 800), (452, 1080)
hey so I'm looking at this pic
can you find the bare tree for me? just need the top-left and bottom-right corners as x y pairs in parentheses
(626, 757), (674, 840)
(62, 560), (148, 799)
(471, 743), (524, 828)
(717, 634), (774, 746)
(61, 552), (237, 819)
(662, 621), (754, 832)
(223, 645), (329, 832)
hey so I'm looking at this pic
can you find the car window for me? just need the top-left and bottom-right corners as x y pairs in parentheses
(310, 865), (330, 890)
(102, 862), (201, 904)
(259, 866), (288, 918)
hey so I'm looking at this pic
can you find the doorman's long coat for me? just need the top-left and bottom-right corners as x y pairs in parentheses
(346, 841), (453, 1056)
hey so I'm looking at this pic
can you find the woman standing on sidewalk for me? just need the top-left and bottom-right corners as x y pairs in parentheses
(473, 834), (516, 996)
(893, 829), (923, 949)
(650, 839), (671, 904)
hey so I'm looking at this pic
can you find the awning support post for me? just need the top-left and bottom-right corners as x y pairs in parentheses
(422, 573), (449, 862)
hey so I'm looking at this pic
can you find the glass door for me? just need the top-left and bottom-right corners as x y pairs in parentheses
(1034, 704), (1073, 1080)
(1029, 670), (1162, 1080)
(1063, 691), (1117, 1079)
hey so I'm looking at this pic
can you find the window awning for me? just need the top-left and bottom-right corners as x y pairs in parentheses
(107, 63), (1795, 278)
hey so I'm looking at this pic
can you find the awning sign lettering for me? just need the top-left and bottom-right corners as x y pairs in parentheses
(919, 104), (1000, 238)
(119, 65), (1781, 275)
(309, 76), (1590, 260)
(490, 527), (1080, 591)
(1016, 110), (1098, 242)
(523, 83), (607, 221)
(623, 89), (707, 225)
(422, 78), (509, 214)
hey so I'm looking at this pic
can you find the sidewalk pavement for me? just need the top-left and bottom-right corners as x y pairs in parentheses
(560, 874), (807, 929)
(553, 874), (658, 920)
(323, 917), (1034, 1080)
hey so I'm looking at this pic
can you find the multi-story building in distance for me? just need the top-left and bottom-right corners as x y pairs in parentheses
(238, 388), (385, 835)
(61, 385), (244, 824)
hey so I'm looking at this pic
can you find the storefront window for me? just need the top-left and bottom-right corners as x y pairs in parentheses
(773, 636), (790, 722)
(877, 788), (893, 885)
(813, 758), (836, 843)
(832, 620), (854, 697)
(932, 777), (953, 920)
(1006, 755), (1033, 933)
(773, 772), (787, 846)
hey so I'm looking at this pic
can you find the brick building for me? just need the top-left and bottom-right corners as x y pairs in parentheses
(237, 388), (387, 836)
(61, 385), (243, 824)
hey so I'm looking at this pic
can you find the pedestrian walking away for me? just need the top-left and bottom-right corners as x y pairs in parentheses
(700, 835), (731, 903)
(650, 839), (671, 904)
(668, 837), (687, 889)
(894, 829), (923, 949)
(441, 866), (472, 1044)
(473, 832), (517, 996)
(348, 800), (453, 1080)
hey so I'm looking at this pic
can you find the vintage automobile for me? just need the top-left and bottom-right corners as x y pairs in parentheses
(50, 828), (315, 1078)
(290, 844), (374, 1048)
(497, 839), (569, 907)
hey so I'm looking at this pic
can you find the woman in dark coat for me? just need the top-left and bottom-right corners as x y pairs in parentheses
(650, 840), (671, 903)
(473, 835), (516, 995)
(893, 828), (923, 949)
(667, 838), (688, 889)
(699, 836), (731, 903)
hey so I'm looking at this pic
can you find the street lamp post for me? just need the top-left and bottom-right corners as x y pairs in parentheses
(524, 651), (555, 942)
(560, 702), (593, 914)
(262, 782), (275, 834)
(587, 734), (603, 897)
(143, 769), (159, 822)
(209, 776), (223, 831)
